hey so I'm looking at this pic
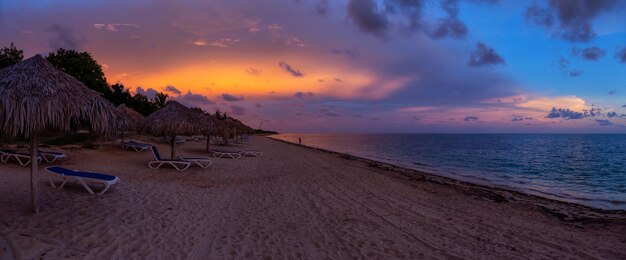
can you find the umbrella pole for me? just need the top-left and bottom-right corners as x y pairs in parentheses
(171, 135), (176, 159)
(206, 134), (210, 152)
(30, 134), (40, 213)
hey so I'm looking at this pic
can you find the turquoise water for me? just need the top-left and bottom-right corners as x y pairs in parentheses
(272, 133), (626, 210)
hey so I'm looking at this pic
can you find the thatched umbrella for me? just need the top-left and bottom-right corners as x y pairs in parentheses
(0, 54), (123, 212)
(138, 101), (209, 159)
(117, 104), (144, 147)
(202, 114), (224, 152)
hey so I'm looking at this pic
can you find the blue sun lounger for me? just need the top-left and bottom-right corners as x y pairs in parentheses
(46, 166), (120, 195)
(210, 148), (242, 159)
(176, 148), (212, 168)
(38, 150), (66, 163)
(148, 146), (191, 171)
(0, 149), (42, 166)
(123, 140), (150, 152)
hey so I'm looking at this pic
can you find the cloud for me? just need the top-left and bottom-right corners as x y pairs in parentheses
(176, 90), (214, 106)
(135, 87), (158, 99)
(616, 47), (626, 63)
(294, 91), (315, 98)
(221, 93), (244, 102)
(230, 105), (246, 115)
(429, 19), (467, 39)
(93, 23), (139, 32)
(546, 107), (601, 120)
(47, 24), (85, 50)
(278, 61), (304, 77)
(469, 42), (505, 67)
(571, 46), (605, 61)
(164, 85), (181, 95)
(325, 112), (340, 117)
(557, 57), (583, 77)
(464, 116), (479, 121)
(347, 0), (390, 36)
(193, 38), (240, 47)
(246, 67), (261, 76)
(331, 48), (359, 60)
(524, 0), (617, 42)
(595, 119), (613, 126)
(427, 0), (467, 39)
(607, 111), (618, 118)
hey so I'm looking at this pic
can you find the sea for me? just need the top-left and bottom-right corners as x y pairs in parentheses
(271, 133), (626, 211)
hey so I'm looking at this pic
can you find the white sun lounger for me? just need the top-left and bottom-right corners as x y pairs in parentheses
(239, 149), (263, 157)
(175, 148), (212, 169)
(148, 146), (191, 171)
(38, 150), (66, 163)
(46, 166), (120, 195)
(0, 149), (42, 166)
(210, 148), (242, 159)
(123, 141), (150, 152)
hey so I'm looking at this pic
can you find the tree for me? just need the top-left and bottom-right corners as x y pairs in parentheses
(154, 92), (168, 108)
(0, 43), (24, 70)
(104, 82), (133, 106)
(46, 48), (110, 95)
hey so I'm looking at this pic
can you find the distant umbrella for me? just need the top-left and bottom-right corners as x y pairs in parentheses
(0, 54), (124, 212)
(138, 101), (209, 159)
(117, 104), (144, 132)
(117, 104), (144, 147)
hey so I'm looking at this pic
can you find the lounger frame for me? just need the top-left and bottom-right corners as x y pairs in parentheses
(123, 141), (150, 152)
(38, 150), (66, 163)
(0, 150), (42, 166)
(176, 148), (212, 168)
(210, 149), (242, 159)
(46, 166), (120, 195)
(148, 146), (191, 171)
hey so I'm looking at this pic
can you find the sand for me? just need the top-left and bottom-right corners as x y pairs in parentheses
(0, 136), (625, 259)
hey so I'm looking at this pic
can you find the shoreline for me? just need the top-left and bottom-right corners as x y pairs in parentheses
(268, 135), (626, 218)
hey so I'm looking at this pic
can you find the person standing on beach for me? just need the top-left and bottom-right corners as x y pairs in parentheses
(298, 137), (302, 145)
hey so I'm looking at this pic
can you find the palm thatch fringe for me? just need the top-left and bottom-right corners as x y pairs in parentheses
(0, 54), (124, 139)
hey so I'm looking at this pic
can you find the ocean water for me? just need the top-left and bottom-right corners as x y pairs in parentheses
(272, 133), (626, 210)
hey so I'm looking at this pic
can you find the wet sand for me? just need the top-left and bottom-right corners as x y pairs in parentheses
(1, 136), (625, 259)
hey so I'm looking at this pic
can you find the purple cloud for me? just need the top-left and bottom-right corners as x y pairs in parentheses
(278, 61), (304, 77)
(469, 42), (505, 67)
(164, 85), (181, 95)
(222, 93), (244, 102)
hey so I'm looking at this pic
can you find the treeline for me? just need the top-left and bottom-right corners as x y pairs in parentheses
(0, 43), (165, 115)
(0, 43), (245, 124)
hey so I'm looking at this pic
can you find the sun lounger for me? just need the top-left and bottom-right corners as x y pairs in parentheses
(46, 166), (120, 195)
(238, 149), (263, 157)
(176, 148), (212, 168)
(0, 149), (41, 166)
(148, 146), (191, 171)
(210, 148), (242, 159)
(123, 140), (150, 152)
(38, 150), (66, 163)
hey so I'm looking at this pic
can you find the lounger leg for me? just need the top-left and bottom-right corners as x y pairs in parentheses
(98, 183), (111, 195)
(76, 178), (95, 194)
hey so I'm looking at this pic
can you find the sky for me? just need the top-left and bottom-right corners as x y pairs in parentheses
(1, 0), (626, 133)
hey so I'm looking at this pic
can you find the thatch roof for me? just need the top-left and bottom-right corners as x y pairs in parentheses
(0, 54), (123, 138)
(139, 101), (211, 136)
(117, 104), (144, 131)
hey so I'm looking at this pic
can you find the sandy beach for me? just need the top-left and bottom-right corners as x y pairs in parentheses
(1, 136), (625, 259)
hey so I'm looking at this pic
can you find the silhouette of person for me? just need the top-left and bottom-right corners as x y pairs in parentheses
(298, 137), (302, 145)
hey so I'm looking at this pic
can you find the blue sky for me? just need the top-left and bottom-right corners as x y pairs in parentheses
(1, 0), (626, 133)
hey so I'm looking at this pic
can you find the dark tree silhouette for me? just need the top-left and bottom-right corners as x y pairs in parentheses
(0, 43), (24, 70)
(46, 48), (110, 94)
(154, 92), (168, 108)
